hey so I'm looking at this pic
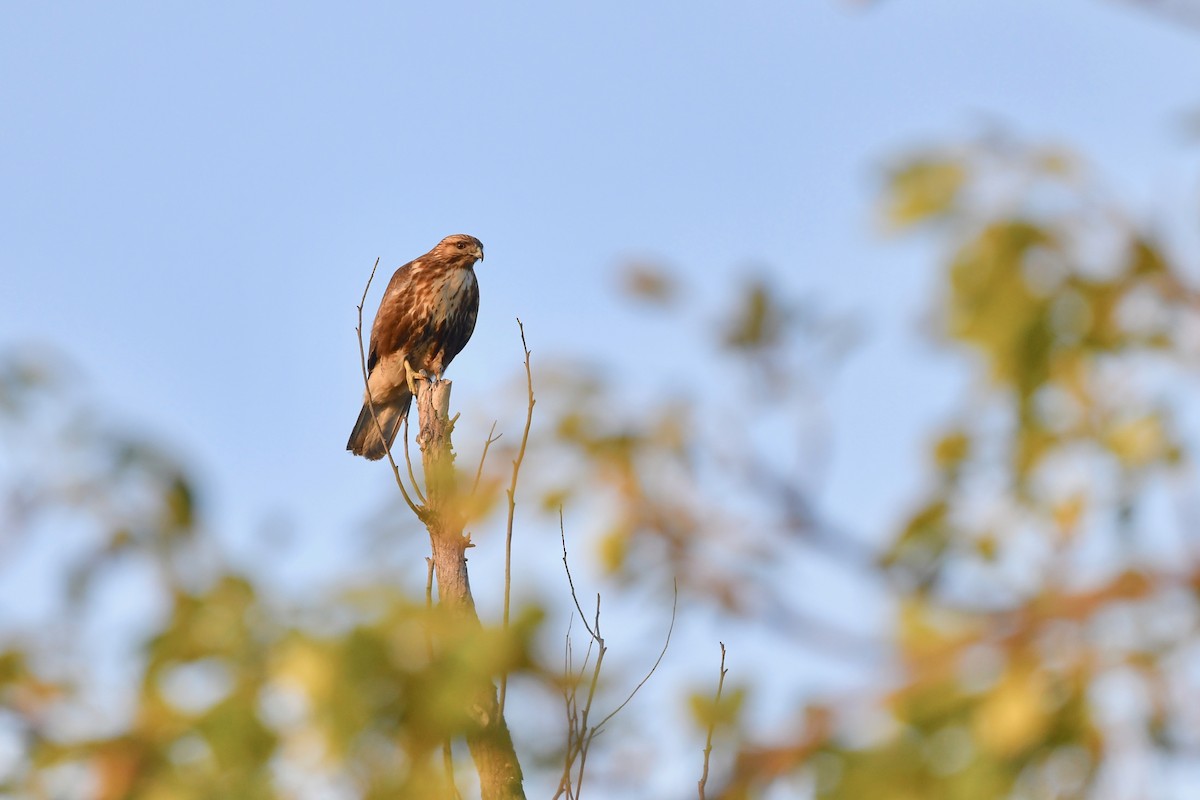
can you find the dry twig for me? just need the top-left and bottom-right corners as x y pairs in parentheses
(500, 319), (535, 713)
(472, 421), (501, 496)
(697, 643), (728, 800)
(403, 415), (426, 505)
(555, 512), (677, 800)
(355, 257), (423, 518)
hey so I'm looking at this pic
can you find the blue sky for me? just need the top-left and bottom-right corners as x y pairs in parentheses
(3, 0), (1200, 794)
(4, 0), (1196, 559)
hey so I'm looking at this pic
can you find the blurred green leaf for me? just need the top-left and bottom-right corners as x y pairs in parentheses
(689, 684), (746, 730)
(884, 157), (966, 228)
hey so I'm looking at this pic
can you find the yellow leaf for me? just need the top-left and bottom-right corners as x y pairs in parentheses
(972, 665), (1050, 757)
(933, 430), (971, 471)
(945, 222), (1052, 393)
(1106, 415), (1166, 468)
(272, 639), (334, 706)
(597, 524), (631, 573)
(1053, 494), (1086, 537)
(689, 686), (746, 730)
(885, 158), (967, 228)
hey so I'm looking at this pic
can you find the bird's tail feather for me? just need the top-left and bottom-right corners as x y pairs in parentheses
(346, 393), (412, 460)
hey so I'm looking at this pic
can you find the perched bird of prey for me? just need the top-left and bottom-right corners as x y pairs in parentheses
(347, 234), (484, 460)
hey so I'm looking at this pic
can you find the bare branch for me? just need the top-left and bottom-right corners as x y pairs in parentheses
(697, 642), (728, 800)
(555, 624), (580, 800)
(555, 518), (676, 798)
(556, 518), (604, 800)
(403, 414), (427, 505)
(472, 421), (501, 496)
(560, 509), (597, 640)
(501, 319), (536, 714)
(555, 627), (577, 800)
(593, 579), (677, 733)
(573, 594), (607, 800)
(355, 257), (423, 519)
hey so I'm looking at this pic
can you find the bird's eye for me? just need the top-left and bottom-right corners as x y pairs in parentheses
(456, 242), (466, 249)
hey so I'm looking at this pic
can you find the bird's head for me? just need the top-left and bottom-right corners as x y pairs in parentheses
(435, 234), (485, 266)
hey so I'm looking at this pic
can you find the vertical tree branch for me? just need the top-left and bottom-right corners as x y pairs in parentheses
(500, 319), (536, 713)
(414, 377), (526, 800)
(403, 415), (427, 505)
(697, 643), (728, 800)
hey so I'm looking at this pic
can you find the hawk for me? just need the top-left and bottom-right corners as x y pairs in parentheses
(347, 234), (484, 460)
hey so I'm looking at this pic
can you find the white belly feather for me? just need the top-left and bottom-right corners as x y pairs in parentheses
(437, 268), (477, 320)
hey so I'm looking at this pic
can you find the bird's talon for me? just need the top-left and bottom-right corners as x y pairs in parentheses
(403, 360), (418, 394)
(403, 360), (438, 394)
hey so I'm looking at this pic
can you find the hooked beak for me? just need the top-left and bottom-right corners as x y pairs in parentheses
(474, 245), (484, 262)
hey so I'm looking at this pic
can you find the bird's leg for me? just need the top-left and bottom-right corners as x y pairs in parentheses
(403, 359), (434, 394)
(404, 359), (423, 395)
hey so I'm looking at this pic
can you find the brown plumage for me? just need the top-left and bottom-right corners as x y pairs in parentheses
(347, 234), (483, 460)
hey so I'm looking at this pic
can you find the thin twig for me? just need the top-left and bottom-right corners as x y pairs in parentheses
(356, 258), (423, 518)
(500, 320), (535, 714)
(403, 415), (427, 505)
(471, 421), (501, 496)
(560, 510), (596, 639)
(555, 623), (578, 800)
(573, 598), (605, 800)
(556, 521), (605, 800)
(555, 520), (599, 800)
(555, 515), (675, 799)
(697, 642), (728, 800)
(593, 579), (677, 733)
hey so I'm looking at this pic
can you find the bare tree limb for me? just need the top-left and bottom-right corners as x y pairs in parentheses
(555, 517), (676, 799)
(472, 421), (501, 496)
(697, 642), (728, 800)
(355, 258), (423, 519)
(594, 580), (676, 733)
(500, 319), (536, 714)
(403, 414), (427, 505)
(560, 510), (597, 640)
(414, 377), (525, 800)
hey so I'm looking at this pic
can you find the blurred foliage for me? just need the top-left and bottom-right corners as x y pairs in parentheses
(534, 137), (1200, 798)
(0, 356), (543, 799)
(5, 133), (1200, 799)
